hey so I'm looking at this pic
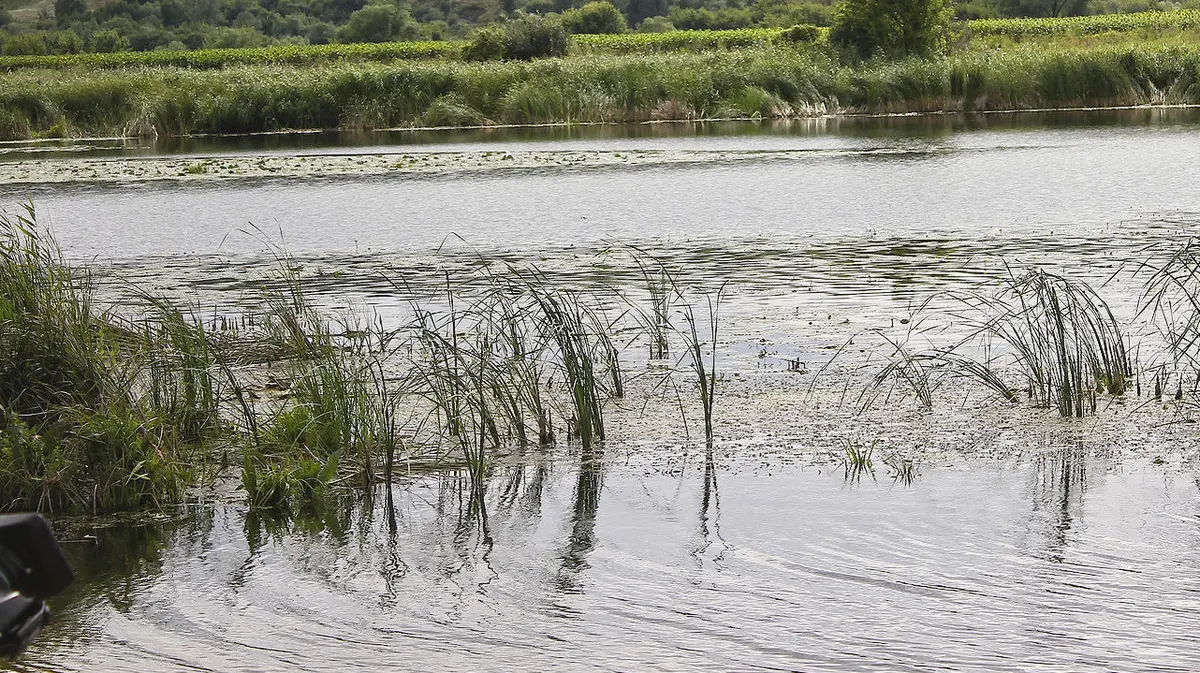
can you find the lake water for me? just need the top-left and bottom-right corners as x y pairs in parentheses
(4, 110), (1200, 672)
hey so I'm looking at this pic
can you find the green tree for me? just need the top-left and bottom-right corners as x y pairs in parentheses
(464, 12), (567, 60)
(503, 11), (567, 58)
(562, 1), (628, 33)
(54, 0), (89, 25)
(90, 28), (132, 51)
(829, 0), (952, 59)
(625, 0), (668, 25)
(336, 2), (419, 42)
(996, 0), (1087, 16)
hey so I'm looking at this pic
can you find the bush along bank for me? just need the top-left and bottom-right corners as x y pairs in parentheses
(3, 42), (1200, 140)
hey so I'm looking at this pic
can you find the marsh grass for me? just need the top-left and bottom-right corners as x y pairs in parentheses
(865, 267), (1129, 418)
(6, 39), (1200, 139)
(236, 254), (406, 509)
(1133, 238), (1200, 371)
(632, 254), (672, 361)
(0, 206), (218, 512)
(883, 453), (919, 485)
(840, 438), (875, 484)
(676, 283), (726, 444)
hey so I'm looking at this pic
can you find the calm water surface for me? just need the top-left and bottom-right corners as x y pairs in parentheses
(4, 111), (1200, 672)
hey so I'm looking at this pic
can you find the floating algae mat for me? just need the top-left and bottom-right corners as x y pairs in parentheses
(5, 114), (1200, 672)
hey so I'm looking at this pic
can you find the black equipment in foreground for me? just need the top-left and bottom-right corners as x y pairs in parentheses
(0, 514), (75, 658)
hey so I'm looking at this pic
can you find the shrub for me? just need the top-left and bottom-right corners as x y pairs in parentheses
(90, 29), (131, 53)
(562, 1), (628, 34)
(637, 16), (674, 32)
(779, 23), (821, 43)
(667, 7), (755, 30)
(829, 0), (953, 58)
(504, 12), (568, 59)
(45, 30), (83, 54)
(759, 0), (834, 27)
(467, 13), (568, 60)
(464, 24), (508, 60)
(336, 3), (421, 44)
(1, 33), (48, 56)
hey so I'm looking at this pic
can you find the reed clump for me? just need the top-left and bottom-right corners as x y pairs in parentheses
(865, 267), (1129, 418)
(0, 207), (218, 512)
(234, 255), (401, 509)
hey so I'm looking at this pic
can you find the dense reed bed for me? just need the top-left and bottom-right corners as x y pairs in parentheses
(3, 40), (1200, 140)
(0, 206), (218, 512)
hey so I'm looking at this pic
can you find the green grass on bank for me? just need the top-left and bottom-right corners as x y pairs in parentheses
(2, 41), (1200, 140)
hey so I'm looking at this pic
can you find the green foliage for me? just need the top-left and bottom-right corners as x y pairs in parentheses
(2, 35), (1200, 138)
(336, 3), (420, 43)
(504, 12), (568, 59)
(562, 1), (628, 34)
(637, 15), (675, 32)
(463, 24), (507, 60)
(668, 6), (756, 30)
(53, 0), (87, 25)
(90, 29), (131, 53)
(573, 27), (782, 52)
(779, 22), (821, 42)
(1, 30), (85, 56)
(465, 12), (567, 60)
(0, 40), (457, 69)
(625, 0), (669, 25)
(829, 0), (953, 58)
(423, 92), (489, 125)
(0, 208), (215, 512)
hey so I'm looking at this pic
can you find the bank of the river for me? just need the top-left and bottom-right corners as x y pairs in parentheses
(4, 40), (1200, 142)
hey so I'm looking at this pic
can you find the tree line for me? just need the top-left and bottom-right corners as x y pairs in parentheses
(0, 0), (1191, 55)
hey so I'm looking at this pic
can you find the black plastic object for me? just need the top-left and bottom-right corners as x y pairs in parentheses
(0, 514), (75, 658)
(0, 514), (74, 599)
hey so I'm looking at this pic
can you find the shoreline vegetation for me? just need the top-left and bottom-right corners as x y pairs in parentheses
(4, 11), (1200, 140)
(4, 201), (1200, 515)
